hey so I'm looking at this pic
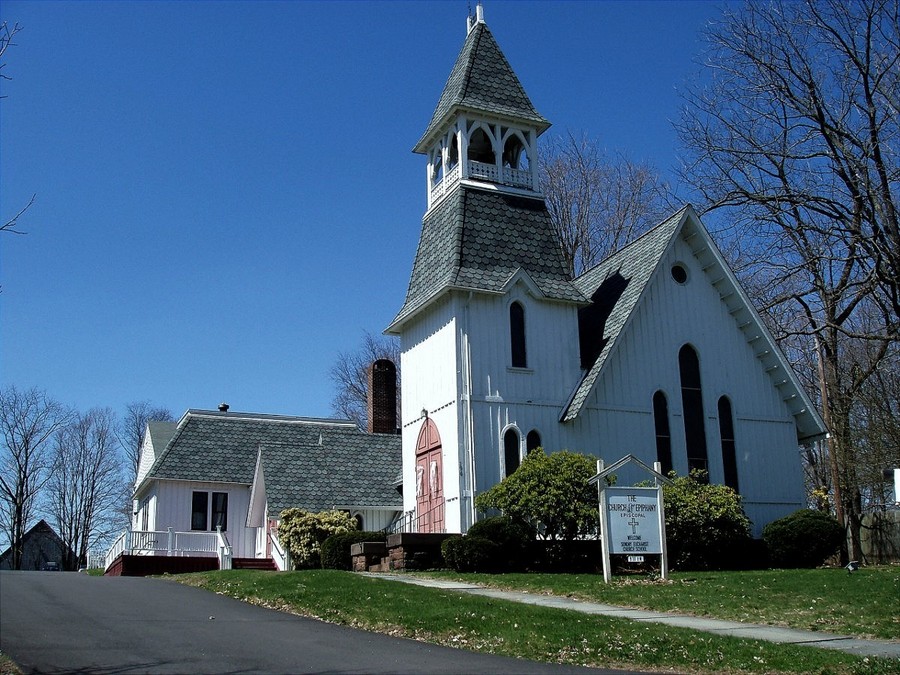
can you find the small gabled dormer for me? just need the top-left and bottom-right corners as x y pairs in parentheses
(414, 5), (550, 211)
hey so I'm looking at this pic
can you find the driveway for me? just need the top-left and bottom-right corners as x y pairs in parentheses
(0, 571), (629, 674)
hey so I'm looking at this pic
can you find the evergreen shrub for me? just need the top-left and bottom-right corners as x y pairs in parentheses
(441, 535), (501, 572)
(762, 509), (843, 568)
(663, 471), (752, 570)
(320, 531), (384, 570)
(467, 515), (533, 571)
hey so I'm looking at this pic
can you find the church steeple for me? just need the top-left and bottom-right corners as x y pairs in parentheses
(387, 6), (582, 335)
(415, 6), (551, 210)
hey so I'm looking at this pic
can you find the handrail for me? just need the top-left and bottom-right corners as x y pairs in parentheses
(216, 526), (233, 570)
(386, 497), (453, 534)
(269, 528), (291, 571)
(105, 530), (129, 570)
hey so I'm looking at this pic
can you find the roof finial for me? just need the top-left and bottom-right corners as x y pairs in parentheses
(467, 2), (484, 34)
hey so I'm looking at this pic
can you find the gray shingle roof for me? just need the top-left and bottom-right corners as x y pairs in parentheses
(388, 184), (586, 331)
(145, 412), (399, 507)
(147, 421), (177, 453)
(259, 429), (402, 514)
(561, 207), (687, 422)
(415, 21), (549, 153)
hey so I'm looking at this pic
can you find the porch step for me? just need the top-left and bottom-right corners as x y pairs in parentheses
(232, 557), (277, 571)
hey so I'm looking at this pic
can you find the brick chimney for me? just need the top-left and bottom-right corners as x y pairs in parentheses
(367, 359), (397, 434)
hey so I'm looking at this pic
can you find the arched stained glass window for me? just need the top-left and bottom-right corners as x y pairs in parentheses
(679, 345), (708, 477)
(718, 396), (739, 492)
(504, 429), (520, 476)
(653, 391), (673, 475)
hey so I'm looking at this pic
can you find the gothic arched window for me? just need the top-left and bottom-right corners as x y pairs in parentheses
(652, 391), (673, 476)
(510, 302), (527, 368)
(526, 429), (541, 452)
(679, 344), (708, 477)
(718, 396), (739, 492)
(504, 428), (521, 476)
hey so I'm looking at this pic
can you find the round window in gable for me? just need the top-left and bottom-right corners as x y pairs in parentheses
(671, 264), (688, 284)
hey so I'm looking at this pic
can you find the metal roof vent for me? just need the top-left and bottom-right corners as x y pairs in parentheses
(218, 402), (230, 412)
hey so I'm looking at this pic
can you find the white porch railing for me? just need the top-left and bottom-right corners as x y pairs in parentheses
(105, 528), (223, 570)
(269, 528), (291, 571)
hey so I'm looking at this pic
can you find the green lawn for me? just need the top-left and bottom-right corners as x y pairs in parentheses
(419, 567), (900, 641)
(174, 569), (900, 675)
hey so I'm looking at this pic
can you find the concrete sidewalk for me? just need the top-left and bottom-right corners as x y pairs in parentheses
(364, 573), (900, 660)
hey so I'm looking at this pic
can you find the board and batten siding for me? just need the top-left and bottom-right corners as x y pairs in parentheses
(584, 234), (804, 535)
(400, 300), (463, 530)
(153, 480), (256, 558)
(462, 284), (584, 493)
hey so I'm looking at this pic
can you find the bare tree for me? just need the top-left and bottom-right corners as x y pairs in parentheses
(330, 331), (400, 430)
(48, 408), (123, 570)
(540, 132), (673, 276)
(1, 21), (33, 236)
(118, 401), (174, 487)
(0, 386), (71, 569)
(676, 0), (899, 559)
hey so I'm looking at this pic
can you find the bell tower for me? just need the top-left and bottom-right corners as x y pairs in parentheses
(414, 4), (550, 211)
(388, 6), (586, 534)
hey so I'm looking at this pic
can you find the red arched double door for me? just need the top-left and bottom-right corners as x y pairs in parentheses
(415, 418), (444, 533)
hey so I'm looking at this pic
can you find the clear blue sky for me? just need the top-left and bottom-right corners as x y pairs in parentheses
(1, 0), (725, 421)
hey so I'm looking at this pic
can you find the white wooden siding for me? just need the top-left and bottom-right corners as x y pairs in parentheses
(398, 235), (807, 537)
(583, 234), (805, 535)
(153, 480), (256, 558)
(135, 432), (158, 489)
(400, 301), (462, 529)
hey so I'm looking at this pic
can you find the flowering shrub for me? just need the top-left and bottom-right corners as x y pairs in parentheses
(277, 509), (358, 569)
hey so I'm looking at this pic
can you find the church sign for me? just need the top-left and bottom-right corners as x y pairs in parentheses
(589, 454), (670, 583)
(603, 487), (662, 555)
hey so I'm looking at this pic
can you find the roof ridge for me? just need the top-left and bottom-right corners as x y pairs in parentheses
(184, 409), (357, 426)
(575, 205), (690, 281)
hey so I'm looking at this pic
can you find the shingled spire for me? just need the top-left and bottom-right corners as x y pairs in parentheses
(387, 9), (584, 334)
(414, 10), (549, 154)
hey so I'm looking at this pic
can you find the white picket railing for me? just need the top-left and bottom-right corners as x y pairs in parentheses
(105, 528), (221, 570)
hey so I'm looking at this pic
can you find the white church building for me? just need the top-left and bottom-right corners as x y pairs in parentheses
(386, 8), (826, 538)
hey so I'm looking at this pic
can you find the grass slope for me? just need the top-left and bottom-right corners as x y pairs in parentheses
(420, 567), (900, 640)
(174, 569), (899, 675)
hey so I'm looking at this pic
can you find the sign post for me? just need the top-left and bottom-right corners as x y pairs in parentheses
(590, 455), (670, 583)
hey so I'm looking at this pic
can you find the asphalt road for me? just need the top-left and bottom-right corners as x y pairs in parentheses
(0, 571), (632, 674)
